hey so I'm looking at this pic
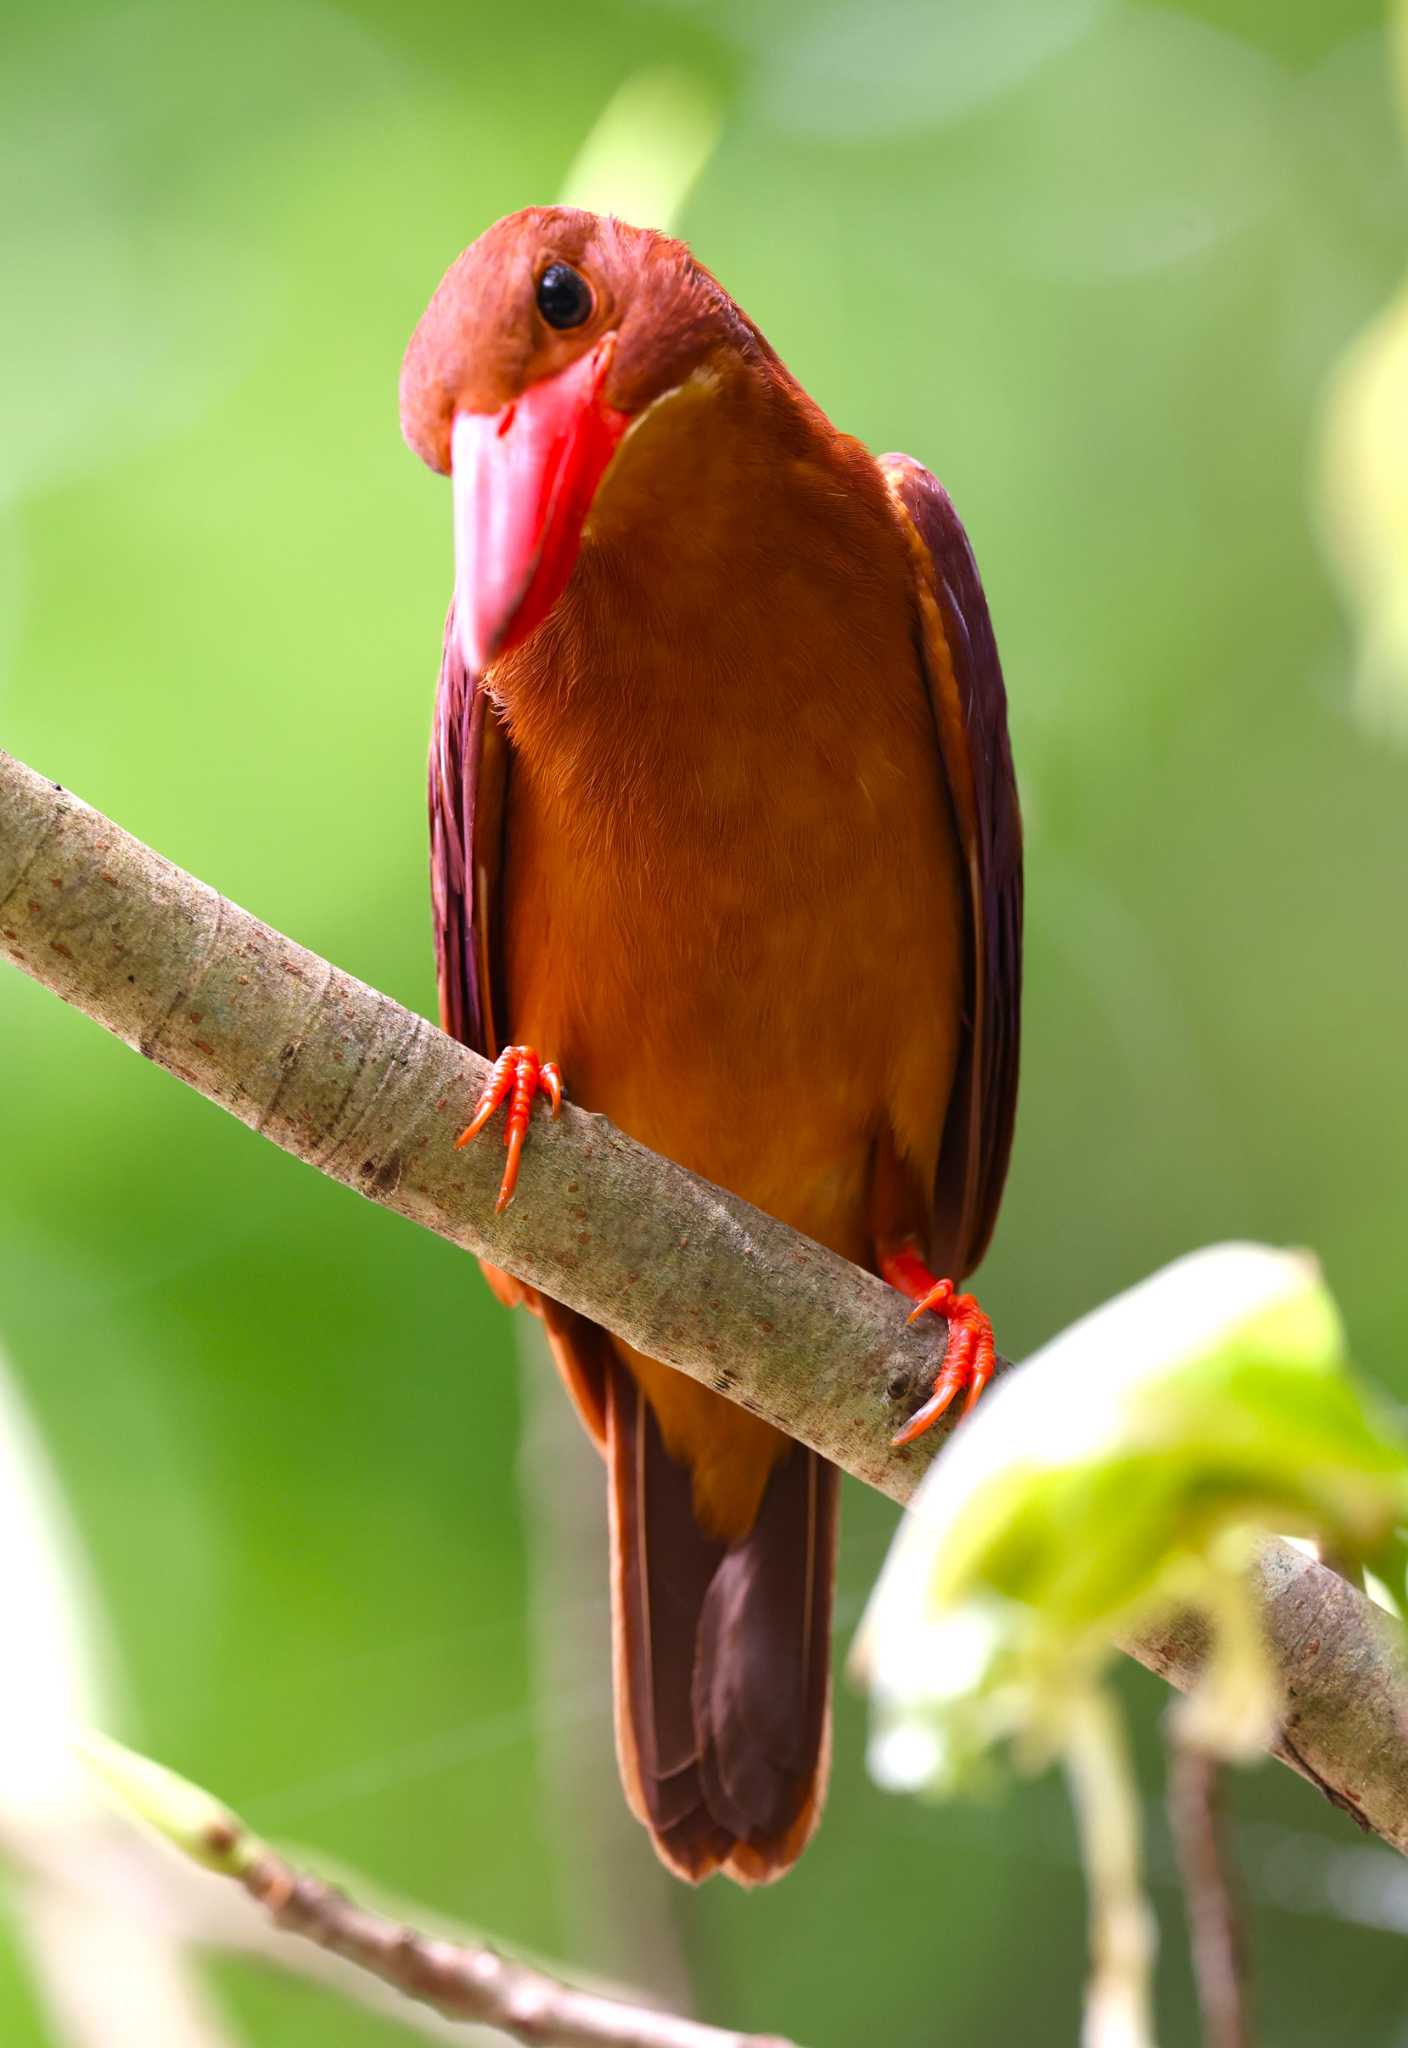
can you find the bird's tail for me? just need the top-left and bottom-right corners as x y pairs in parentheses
(604, 1358), (837, 1884)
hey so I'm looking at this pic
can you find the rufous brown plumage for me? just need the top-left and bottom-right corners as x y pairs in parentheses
(401, 207), (1022, 1884)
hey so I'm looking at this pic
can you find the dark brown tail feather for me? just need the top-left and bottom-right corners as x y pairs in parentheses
(606, 1360), (838, 1884)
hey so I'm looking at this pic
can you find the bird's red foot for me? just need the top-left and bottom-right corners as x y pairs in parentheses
(454, 1045), (563, 1213)
(881, 1247), (997, 1447)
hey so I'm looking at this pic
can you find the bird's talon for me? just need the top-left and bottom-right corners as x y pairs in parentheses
(454, 1044), (566, 1210)
(881, 1253), (996, 1448)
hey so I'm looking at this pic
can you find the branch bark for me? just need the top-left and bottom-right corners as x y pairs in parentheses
(1167, 1740), (1252, 2048)
(3, 745), (1406, 1856)
(40, 1733), (796, 2048)
(236, 1844), (794, 2048)
(0, 746), (964, 1487)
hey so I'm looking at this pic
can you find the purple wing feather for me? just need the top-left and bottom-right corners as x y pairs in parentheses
(880, 455), (1023, 1278)
(429, 600), (493, 1055)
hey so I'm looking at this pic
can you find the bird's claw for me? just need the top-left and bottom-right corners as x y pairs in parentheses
(455, 1044), (564, 1212)
(891, 1278), (996, 1447)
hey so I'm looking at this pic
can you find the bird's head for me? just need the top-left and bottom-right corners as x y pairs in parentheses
(400, 206), (747, 674)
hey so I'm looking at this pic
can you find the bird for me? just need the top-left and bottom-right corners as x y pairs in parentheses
(400, 208), (1022, 1885)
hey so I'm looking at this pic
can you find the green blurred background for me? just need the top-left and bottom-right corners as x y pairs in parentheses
(3, 0), (1408, 2042)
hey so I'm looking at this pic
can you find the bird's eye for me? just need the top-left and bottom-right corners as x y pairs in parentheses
(536, 262), (594, 331)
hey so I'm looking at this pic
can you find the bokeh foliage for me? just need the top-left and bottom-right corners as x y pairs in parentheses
(2, 2), (1407, 2044)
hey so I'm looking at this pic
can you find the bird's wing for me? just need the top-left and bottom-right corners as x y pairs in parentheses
(428, 600), (507, 1057)
(879, 455), (1023, 1278)
(429, 598), (611, 1442)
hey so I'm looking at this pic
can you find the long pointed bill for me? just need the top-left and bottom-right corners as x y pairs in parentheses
(451, 336), (630, 675)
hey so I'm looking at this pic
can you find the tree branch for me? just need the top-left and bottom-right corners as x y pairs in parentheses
(0, 745), (964, 1489)
(1167, 1737), (1253, 2048)
(3, 746), (1407, 1855)
(237, 1849), (792, 2048)
(1131, 1543), (1408, 1849)
(75, 1731), (795, 2047)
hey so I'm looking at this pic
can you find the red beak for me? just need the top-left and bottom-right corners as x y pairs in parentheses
(451, 338), (630, 675)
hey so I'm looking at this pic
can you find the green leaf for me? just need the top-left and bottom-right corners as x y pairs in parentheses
(856, 1243), (1408, 1794)
(857, 1243), (1408, 2048)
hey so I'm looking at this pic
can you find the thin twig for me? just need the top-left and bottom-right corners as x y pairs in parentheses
(240, 1848), (794, 2048)
(2, 1806), (530, 2043)
(1167, 1741), (1253, 2048)
(76, 1729), (797, 2048)
(4, 745), (1408, 1854)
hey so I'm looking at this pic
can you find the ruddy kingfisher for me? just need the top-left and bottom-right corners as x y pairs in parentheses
(400, 208), (1022, 1882)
